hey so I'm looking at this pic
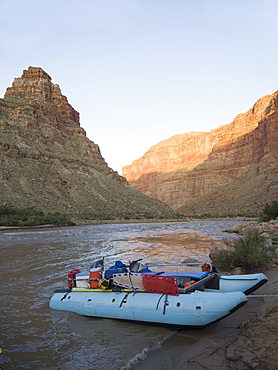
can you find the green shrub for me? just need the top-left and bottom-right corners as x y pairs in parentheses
(213, 228), (271, 272)
(0, 206), (75, 227)
(261, 200), (278, 222)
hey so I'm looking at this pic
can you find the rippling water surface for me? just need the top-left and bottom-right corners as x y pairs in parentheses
(0, 220), (247, 369)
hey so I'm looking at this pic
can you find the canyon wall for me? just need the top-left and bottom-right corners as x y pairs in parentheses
(0, 67), (175, 220)
(123, 92), (278, 216)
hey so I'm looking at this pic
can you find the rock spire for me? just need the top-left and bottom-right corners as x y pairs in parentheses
(5, 66), (80, 124)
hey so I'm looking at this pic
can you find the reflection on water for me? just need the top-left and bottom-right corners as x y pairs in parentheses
(0, 220), (247, 369)
(131, 232), (212, 270)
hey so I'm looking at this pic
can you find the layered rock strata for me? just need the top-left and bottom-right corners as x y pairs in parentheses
(0, 67), (175, 220)
(123, 92), (278, 215)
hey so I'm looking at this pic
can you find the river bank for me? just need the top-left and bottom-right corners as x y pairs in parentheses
(0, 216), (256, 232)
(173, 265), (278, 370)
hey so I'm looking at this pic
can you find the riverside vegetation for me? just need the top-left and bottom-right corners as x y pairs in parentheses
(0, 206), (75, 227)
(1, 199), (277, 228)
(261, 200), (278, 222)
(211, 200), (278, 272)
(212, 228), (272, 272)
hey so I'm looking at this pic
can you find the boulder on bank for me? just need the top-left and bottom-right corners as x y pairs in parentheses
(224, 219), (278, 246)
(182, 258), (199, 264)
(223, 223), (245, 234)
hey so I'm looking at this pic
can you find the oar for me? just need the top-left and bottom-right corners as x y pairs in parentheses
(146, 262), (203, 267)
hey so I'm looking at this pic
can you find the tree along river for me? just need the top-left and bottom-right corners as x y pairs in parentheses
(1, 220), (265, 370)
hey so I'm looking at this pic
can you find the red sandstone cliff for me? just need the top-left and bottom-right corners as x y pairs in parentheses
(123, 92), (278, 215)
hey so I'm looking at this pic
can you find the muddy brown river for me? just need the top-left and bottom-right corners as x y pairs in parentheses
(1, 220), (269, 369)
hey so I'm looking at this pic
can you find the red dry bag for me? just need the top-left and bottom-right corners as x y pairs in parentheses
(68, 269), (81, 288)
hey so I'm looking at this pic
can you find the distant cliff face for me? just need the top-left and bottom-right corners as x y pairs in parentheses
(123, 92), (278, 216)
(0, 67), (175, 220)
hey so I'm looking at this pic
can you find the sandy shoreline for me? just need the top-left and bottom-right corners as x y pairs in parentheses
(174, 266), (278, 370)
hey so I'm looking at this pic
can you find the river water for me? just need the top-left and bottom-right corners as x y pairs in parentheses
(0, 220), (255, 369)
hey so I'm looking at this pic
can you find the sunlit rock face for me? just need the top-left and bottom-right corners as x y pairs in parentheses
(0, 67), (176, 220)
(123, 91), (278, 216)
(5, 66), (80, 124)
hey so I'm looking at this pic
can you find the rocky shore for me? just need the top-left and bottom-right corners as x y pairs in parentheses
(222, 219), (278, 264)
(174, 219), (278, 369)
(223, 218), (278, 245)
(175, 265), (278, 370)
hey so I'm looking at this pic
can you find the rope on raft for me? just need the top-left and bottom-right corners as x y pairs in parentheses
(247, 294), (278, 297)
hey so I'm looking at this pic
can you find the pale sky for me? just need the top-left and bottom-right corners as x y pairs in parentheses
(1, 0), (278, 174)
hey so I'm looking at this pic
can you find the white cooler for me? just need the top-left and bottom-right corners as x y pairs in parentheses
(75, 273), (90, 288)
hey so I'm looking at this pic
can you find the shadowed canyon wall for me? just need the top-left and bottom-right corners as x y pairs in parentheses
(0, 67), (175, 220)
(123, 92), (278, 216)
